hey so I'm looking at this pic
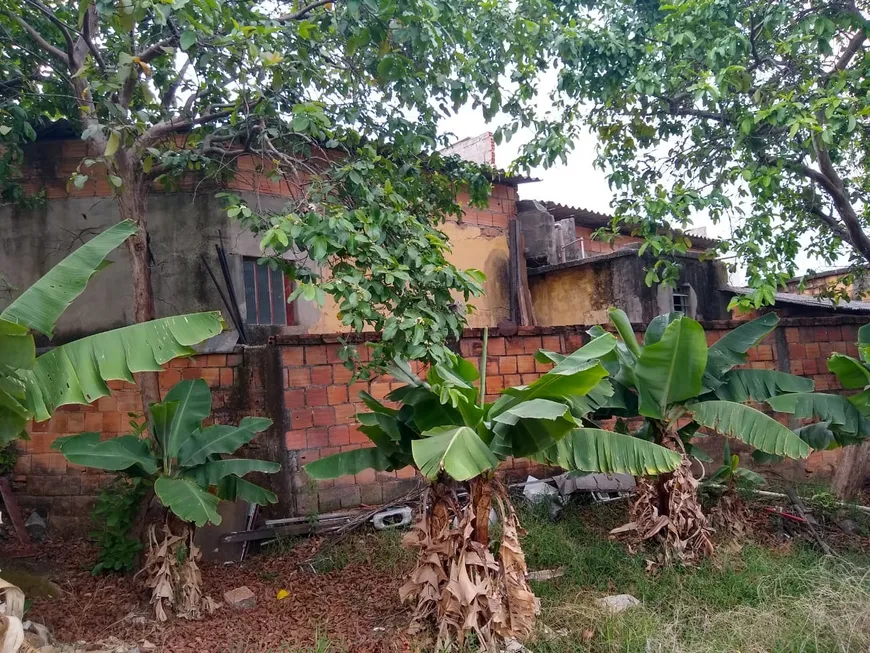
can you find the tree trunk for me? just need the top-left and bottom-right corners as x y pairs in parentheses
(469, 475), (493, 545)
(832, 440), (870, 500)
(116, 160), (161, 414)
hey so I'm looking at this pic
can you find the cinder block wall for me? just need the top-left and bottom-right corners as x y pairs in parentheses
(14, 317), (864, 531)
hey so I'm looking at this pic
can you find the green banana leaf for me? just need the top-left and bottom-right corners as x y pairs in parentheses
(541, 428), (682, 475)
(0, 221), (137, 337)
(859, 324), (870, 363)
(767, 393), (869, 437)
(704, 313), (778, 379)
(713, 369), (814, 402)
(412, 425), (499, 481)
(190, 458), (281, 485)
(218, 475), (278, 505)
(643, 312), (683, 346)
(0, 320), (35, 444)
(154, 476), (221, 527)
(20, 312), (224, 421)
(51, 432), (159, 474)
(498, 357), (610, 408)
(635, 316), (707, 418)
(158, 379), (213, 460)
(490, 398), (578, 458)
(827, 353), (870, 390)
(689, 400), (810, 458)
(177, 417), (273, 467)
(793, 422), (835, 450)
(305, 447), (395, 479)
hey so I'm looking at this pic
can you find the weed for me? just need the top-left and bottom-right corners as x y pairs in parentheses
(89, 475), (149, 574)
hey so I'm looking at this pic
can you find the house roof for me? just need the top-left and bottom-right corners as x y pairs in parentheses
(539, 201), (719, 250)
(786, 263), (870, 285)
(725, 286), (870, 313)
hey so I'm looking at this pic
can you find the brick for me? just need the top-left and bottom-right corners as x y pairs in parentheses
(487, 338), (506, 356)
(224, 586), (256, 610)
(182, 367), (202, 380)
(227, 354), (243, 367)
(291, 409), (314, 429)
(349, 426), (369, 444)
(287, 367), (312, 387)
(305, 345), (328, 365)
(522, 336), (543, 354)
(284, 390), (305, 410)
(504, 374), (522, 388)
(282, 348), (305, 366)
(333, 364), (354, 384)
(285, 430), (306, 450)
(327, 385), (348, 405)
(541, 335), (562, 352)
(220, 368), (234, 387)
(312, 407), (335, 427)
(359, 482), (383, 505)
(335, 404), (358, 424)
(505, 338), (525, 355)
(785, 327), (801, 343)
(311, 366), (333, 385)
(305, 387), (329, 407)
(318, 487), (345, 512)
(306, 428), (330, 448)
(805, 343), (821, 358)
(355, 467), (376, 485)
(191, 355), (209, 368)
(84, 412), (102, 431)
(207, 354), (227, 367)
(102, 412), (122, 433)
(517, 355), (536, 374)
(370, 383), (391, 400)
(789, 343), (806, 359)
(329, 425), (350, 446)
(160, 369), (182, 387)
(499, 357), (518, 375)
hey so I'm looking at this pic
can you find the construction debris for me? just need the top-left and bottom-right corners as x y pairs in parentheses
(223, 587), (256, 611)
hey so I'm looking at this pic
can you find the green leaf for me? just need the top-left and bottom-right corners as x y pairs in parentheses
(412, 425), (498, 481)
(793, 421), (835, 450)
(733, 467), (766, 488)
(51, 432), (159, 474)
(541, 428), (682, 475)
(19, 312), (224, 421)
(154, 477), (221, 527)
(231, 477), (278, 505)
(635, 316), (707, 418)
(500, 356), (610, 406)
(104, 131), (120, 157)
(643, 312), (682, 346)
(705, 313), (778, 379)
(1, 221), (137, 337)
(767, 393), (868, 437)
(689, 400), (810, 458)
(159, 379), (212, 459)
(177, 417), (272, 467)
(179, 31), (197, 51)
(858, 324), (870, 362)
(491, 398), (578, 457)
(827, 354), (870, 390)
(714, 369), (814, 402)
(304, 447), (394, 479)
(608, 307), (642, 357)
(752, 450), (784, 464)
(150, 401), (179, 463)
(190, 458), (280, 486)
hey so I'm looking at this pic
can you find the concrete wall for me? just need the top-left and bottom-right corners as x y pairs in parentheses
(527, 249), (730, 326)
(13, 315), (865, 532)
(1, 140), (517, 343)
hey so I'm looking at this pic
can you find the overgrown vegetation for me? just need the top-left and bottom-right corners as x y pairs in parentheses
(89, 475), (149, 575)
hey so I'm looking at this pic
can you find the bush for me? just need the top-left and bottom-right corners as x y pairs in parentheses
(90, 476), (149, 574)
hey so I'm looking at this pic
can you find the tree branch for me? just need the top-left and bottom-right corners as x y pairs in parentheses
(161, 57), (191, 110)
(6, 11), (68, 64)
(829, 29), (867, 75)
(277, 0), (334, 21)
(138, 35), (178, 64)
(21, 0), (75, 64)
(133, 110), (234, 156)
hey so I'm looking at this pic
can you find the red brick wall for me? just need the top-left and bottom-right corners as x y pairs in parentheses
(14, 316), (866, 530)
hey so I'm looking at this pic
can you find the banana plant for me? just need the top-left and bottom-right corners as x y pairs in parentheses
(0, 221), (225, 445)
(305, 333), (680, 650)
(708, 441), (765, 490)
(51, 379), (279, 526)
(565, 309), (814, 562)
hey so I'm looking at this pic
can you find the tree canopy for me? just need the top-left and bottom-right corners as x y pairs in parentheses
(518, 0), (870, 307)
(0, 0), (552, 372)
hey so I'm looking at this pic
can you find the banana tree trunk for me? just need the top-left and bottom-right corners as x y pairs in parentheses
(831, 440), (870, 500)
(469, 475), (494, 545)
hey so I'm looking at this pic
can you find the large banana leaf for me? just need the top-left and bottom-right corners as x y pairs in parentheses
(497, 357), (609, 410)
(0, 221), (137, 338)
(704, 313), (778, 379)
(0, 320), (35, 445)
(217, 475), (278, 505)
(534, 333), (618, 367)
(643, 312), (683, 346)
(860, 324), (870, 362)
(766, 392), (869, 437)
(177, 417), (273, 467)
(689, 400), (810, 458)
(412, 425), (499, 481)
(794, 422), (835, 450)
(827, 354), (870, 390)
(305, 447), (395, 479)
(635, 316), (707, 418)
(490, 398), (578, 457)
(154, 476), (221, 527)
(713, 369), (814, 402)
(19, 312), (224, 421)
(190, 458), (281, 485)
(51, 432), (159, 474)
(159, 380), (212, 460)
(541, 428), (682, 475)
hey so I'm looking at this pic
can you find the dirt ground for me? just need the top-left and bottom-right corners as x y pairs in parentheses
(15, 536), (411, 652)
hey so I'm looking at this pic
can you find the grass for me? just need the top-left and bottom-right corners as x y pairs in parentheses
(518, 498), (870, 653)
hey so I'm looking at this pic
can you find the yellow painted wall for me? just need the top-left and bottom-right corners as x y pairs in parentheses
(304, 221), (510, 333)
(529, 264), (614, 327)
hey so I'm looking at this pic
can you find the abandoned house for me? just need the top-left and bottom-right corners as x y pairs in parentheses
(2, 129), (867, 532)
